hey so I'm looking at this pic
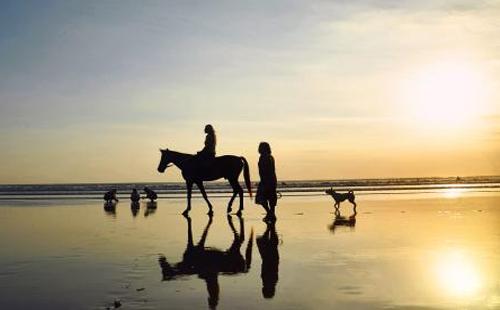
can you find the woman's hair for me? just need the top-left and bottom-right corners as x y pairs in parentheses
(204, 124), (215, 134)
(258, 142), (272, 155)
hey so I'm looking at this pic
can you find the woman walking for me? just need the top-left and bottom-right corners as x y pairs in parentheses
(255, 142), (278, 221)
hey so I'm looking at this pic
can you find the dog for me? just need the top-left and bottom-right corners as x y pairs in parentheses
(325, 188), (356, 209)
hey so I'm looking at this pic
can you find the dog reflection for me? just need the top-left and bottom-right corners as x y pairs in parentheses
(257, 221), (280, 299)
(328, 207), (357, 234)
(159, 215), (253, 309)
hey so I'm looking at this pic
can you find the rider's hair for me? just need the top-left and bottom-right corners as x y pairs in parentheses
(258, 142), (271, 155)
(204, 124), (215, 134)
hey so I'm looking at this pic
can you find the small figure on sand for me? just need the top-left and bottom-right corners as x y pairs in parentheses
(104, 189), (119, 203)
(143, 187), (158, 202)
(130, 188), (141, 203)
(255, 142), (278, 221)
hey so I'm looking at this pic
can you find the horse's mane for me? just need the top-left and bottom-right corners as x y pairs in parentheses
(167, 149), (194, 158)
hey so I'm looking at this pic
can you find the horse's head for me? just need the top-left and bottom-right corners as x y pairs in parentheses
(157, 148), (173, 173)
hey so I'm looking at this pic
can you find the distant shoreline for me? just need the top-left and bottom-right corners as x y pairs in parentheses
(1, 176), (499, 200)
(1, 175), (499, 187)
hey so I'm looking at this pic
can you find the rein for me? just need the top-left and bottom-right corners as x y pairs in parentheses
(166, 151), (194, 170)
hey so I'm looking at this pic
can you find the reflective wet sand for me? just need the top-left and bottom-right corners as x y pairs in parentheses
(0, 192), (499, 309)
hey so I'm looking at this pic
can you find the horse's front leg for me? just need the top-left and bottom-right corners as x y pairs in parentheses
(197, 182), (214, 216)
(182, 181), (193, 216)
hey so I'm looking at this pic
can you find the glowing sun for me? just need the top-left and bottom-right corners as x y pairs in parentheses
(403, 60), (489, 129)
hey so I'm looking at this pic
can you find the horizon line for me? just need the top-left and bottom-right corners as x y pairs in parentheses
(1, 174), (499, 187)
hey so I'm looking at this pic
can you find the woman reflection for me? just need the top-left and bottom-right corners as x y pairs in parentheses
(257, 221), (279, 299)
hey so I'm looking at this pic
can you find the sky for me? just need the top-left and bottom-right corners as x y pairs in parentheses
(0, 0), (499, 184)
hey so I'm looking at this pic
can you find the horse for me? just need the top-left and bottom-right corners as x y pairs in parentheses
(157, 149), (252, 216)
(158, 215), (253, 309)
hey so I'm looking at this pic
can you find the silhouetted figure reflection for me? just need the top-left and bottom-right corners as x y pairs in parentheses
(257, 221), (279, 299)
(158, 215), (253, 309)
(143, 187), (158, 202)
(328, 206), (357, 234)
(103, 202), (116, 216)
(104, 189), (119, 203)
(144, 202), (157, 217)
(255, 142), (278, 221)
(130, 202), (140, 217)
(130, 188), (141, 202)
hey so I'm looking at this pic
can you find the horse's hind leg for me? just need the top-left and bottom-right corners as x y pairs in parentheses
(235, 181), (244, 216)
(227, 178), (240, 213)
(228, 178), (243, 215)
(197, 182), (214, 215)
(227, 189), (237, 214)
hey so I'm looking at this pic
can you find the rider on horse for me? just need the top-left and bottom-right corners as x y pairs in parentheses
(197, 124), (216, 160)
(194, 124), (216, 171)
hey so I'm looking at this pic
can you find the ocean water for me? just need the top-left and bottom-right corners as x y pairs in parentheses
(0, 192), (499, 309)
(1, 176), (499, 200)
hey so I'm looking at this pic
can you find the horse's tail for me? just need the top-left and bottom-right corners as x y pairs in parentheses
(241, 157), (252, 197)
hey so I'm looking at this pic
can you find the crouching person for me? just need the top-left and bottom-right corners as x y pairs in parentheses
(143, 187), (158, 202)
(104, 189), (119, 203)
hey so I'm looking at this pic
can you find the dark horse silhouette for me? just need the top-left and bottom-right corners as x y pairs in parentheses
(157, 149), (252, 216)
(158, 215), (253, 309)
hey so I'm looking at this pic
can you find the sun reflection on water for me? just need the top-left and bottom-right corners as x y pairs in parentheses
(443, 188), (465, 198)
(434, 250), (482, 298)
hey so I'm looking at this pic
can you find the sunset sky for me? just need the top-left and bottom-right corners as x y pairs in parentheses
(1, 0), (499, 184)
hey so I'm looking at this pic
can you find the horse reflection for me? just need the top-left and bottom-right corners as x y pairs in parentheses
(328, 206), (357, 233)
(159, 215), (253, 309)
(257, 221), (280, 299)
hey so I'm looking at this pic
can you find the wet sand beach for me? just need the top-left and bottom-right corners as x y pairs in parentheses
(0, 191), (499, 309)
